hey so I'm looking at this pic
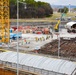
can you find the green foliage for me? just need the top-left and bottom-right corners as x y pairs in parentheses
(63, 7), (68, 13)
(58, 6), (69, 13)
(10, 0), (17, 4)
(10, 0), (53, 18)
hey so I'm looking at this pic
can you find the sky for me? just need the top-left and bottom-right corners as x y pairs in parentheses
(35, 0), (76, 5)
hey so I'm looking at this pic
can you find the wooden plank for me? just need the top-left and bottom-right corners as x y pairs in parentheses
(4, 66), (39, 75)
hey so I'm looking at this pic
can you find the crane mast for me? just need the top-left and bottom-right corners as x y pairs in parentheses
(0, 0), (10, 43)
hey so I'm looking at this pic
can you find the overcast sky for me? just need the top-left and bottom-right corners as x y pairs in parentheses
(35, 0), (76, 5)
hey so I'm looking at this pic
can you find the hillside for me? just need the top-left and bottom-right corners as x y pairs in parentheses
(51, 5), (76, 9)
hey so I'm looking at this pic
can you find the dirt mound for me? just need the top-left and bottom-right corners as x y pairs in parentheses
(39, 38), (76, 58)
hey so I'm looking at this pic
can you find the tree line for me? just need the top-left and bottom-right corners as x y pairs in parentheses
(10, 0), (53, 18)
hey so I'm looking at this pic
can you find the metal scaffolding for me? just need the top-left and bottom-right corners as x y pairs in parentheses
(0, 0), (10, 43)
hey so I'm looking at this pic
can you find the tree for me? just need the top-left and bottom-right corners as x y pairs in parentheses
(43, 3), (53, 17)
(58, 7), (68, 13)
(37, 7), (45, 18)
(10, 0), (53, 18)
(10, 0), (17, 4)
(63, 7), (68, 13)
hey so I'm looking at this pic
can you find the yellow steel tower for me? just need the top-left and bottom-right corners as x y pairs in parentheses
(0, 0), (10, 43)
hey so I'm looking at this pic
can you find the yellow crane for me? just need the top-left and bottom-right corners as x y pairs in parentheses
(0, 0), (10, 43)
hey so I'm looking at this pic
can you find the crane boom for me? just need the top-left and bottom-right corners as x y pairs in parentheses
(0, 0), (10, 43)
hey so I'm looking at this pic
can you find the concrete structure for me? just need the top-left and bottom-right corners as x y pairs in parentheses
(0, 51), (76, 75)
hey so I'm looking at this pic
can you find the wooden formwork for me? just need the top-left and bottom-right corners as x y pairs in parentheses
(0, 64), (38, 75)
(0, 68), (16, 75)
(4, 66), (38, 75)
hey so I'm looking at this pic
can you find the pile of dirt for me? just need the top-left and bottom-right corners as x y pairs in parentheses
(39, 38), (76, 58)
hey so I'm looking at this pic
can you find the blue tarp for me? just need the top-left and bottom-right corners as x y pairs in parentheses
(10, 33), (15, 39)
(10, 33), (22, 39)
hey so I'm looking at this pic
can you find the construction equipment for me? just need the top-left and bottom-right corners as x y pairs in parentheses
(0, 0), (10, 43)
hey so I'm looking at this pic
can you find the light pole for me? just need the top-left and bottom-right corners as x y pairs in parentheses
(17, 0), (19, 75)
(58, 8), (63, 58)
(58, 29), (60, 58)
(69, 4), (71, 13)
(17, 0), (26, 75)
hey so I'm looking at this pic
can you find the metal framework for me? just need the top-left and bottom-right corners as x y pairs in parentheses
(0, 0), (10, 43)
